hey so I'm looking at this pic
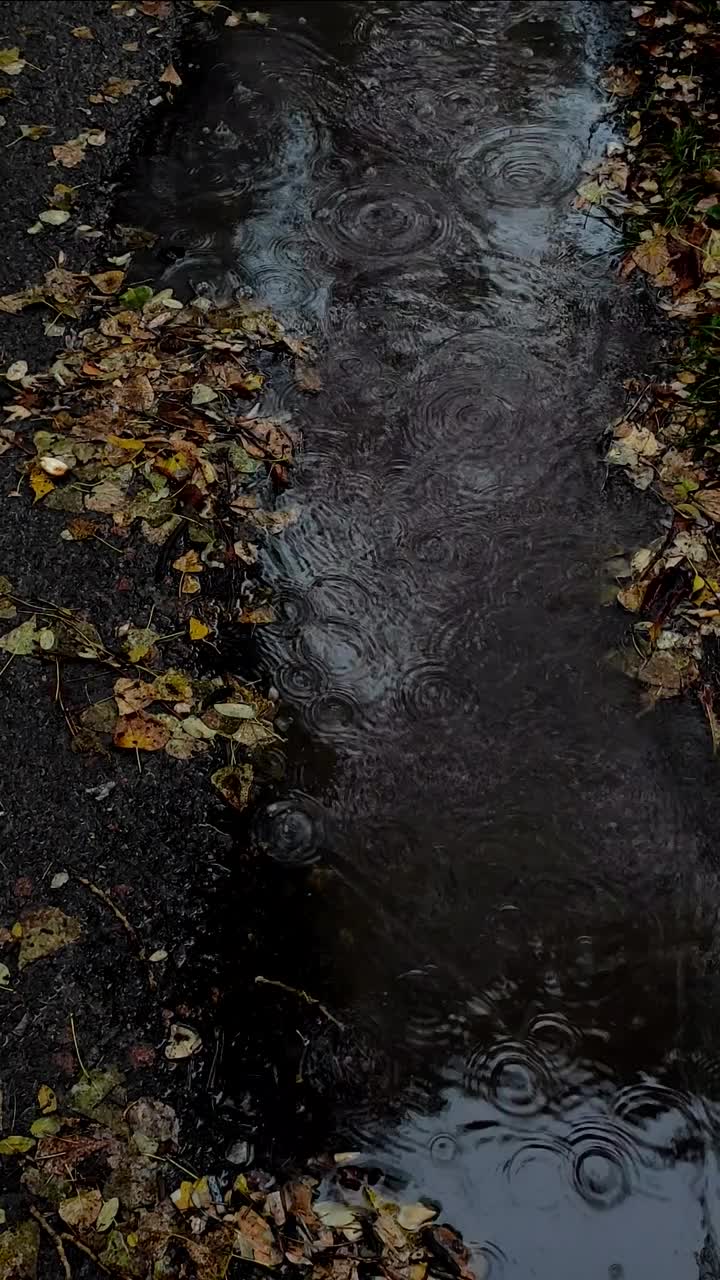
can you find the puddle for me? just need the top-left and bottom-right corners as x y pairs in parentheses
(118, 3), (720, 1276)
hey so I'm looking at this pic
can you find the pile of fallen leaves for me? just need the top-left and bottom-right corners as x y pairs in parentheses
(0, 1064), (474, 1280)
(0, 261), (318, 808)
(575, 0), (720, 729)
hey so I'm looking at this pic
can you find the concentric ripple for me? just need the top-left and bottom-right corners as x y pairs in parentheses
(567, 1121), (638, 1210)
(464, 1039), (552, 1116)
(457, 124), (582, 211)
(313, 177), (455, 267)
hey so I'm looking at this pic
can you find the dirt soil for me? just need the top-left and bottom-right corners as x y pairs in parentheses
(0, 0), (260, 1241)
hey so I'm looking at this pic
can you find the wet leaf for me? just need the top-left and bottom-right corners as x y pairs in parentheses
(0, 47), (26, 75)
(398, 1203), (438, 1232)
(229, 1206), (283, 1266)
(697, 491), (720, 522)
(29, 466), (55, 501)
(85, 479), (128, 513)
(160, 62), (182, 86)
(39, 209), (70, 225)
(17, 907), (82, 969)
(119, 284), (153, 310)
(69, 1066), (124, 1117)
(172, 549), (203, 573)
(0, 1220), (39, 1279)
(38, 1084), (57, 1114)
(114, 711), (171, 751)
(30, 1116), (61, 1137)
(211, 763), (254, 811)
(96, 1197), (119, 1232)
(165, 1023), (202, 1060)
(189, 616), (210, 640)
(59, 1188), (103, 1230)
(0, 962), (10, 987)
(72, 25), (95, 38)
(90, 271), (125, 294)
(0, 1136), (35, 1154)
(191, 382), (218, 405)
(0, 617), (39, 655)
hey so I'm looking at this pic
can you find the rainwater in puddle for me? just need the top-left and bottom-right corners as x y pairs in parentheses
(124, 4), (720, 1276)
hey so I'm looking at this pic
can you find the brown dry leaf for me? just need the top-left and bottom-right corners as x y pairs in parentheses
(230, 1206), (283, 1267)
(631, 234), (671, 279)
(697, 491), (720, 521)
(71, 25), (95, 38)
(606, 66), (641, 96)
(120, 371), (155, 411)
(239, 605), (275, 624)
(638, 649), (698, 695)
(113, 711), (171, 751)
(114, 676), (157, 715)
(17, 907), (82, 969)
(59, 1188), (103, 1230)
(52, 139), (87, 168)
(295, 362), (322, 393)
(63, 517), (99, 541)
(160, 62), (182, 87)
(90, 271), (125, 294)
(35, 1133), (111, 1177)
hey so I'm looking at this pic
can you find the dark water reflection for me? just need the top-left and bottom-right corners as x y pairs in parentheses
(121, 3), (720, 1276)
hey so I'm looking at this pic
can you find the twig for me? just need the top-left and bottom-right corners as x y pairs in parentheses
(60, 1233), (110, 1274)
(75, 875), (156, 989)
(69, 1014), (89, 1080)
(30, 1205), (72, 1280)
(255, 975), (344, 1030)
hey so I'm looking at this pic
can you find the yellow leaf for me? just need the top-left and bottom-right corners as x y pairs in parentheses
(0, 1135), (34, 1154)
(189, 616), (210, 641)
(181, 574), (201, 595)
(172, 550), (203, 573)
(38, 1084), (57, 1114)
(29, 466), (55, 502)
(90, 271), (125, 294)
(107, 435), (145, 454)
(113, 711), (171, 752)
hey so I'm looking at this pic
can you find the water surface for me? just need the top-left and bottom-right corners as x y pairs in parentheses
(122, 4), (720, 1277)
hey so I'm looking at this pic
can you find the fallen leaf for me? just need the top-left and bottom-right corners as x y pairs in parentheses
(0, 47), (27, 75)
(398, 1203), (438, 1232)
(96, 1197), (120, 1232)
(72, 25), (95, 38)
(30, 1116), (61, 1137)
(113, 712), (171, 751)
(0, 1220), (39, 1280)
(211, 763), (254, 811)
(0, 616), (39, 655)
(29, 466), (55, 501)
(189, 616), (210, 640)
(90, 270), (125, 294)
(17, 907), (82, 968)
(160, 62), (182, 86)
(191, 382), (217, 405)
(85, 479), (128, 513)
(0, 1135), (34, 1155)
(6, 359), (27, 381)
(165, 1023), (202, 1060)
(38, 1084), (57, 1114)
(59, 1188), (103, 1230)
(69, 1066), (124, 1117)
(697, 491), (720, 521)
(116, 284), (154, 313)
(231, 1206), (283, 1266)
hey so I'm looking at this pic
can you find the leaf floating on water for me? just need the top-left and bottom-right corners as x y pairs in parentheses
(17, 907), (82, 969)
(397, 1202), (438, 1232)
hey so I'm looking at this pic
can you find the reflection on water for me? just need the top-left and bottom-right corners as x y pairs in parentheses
(121, 3), (720, 1277)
